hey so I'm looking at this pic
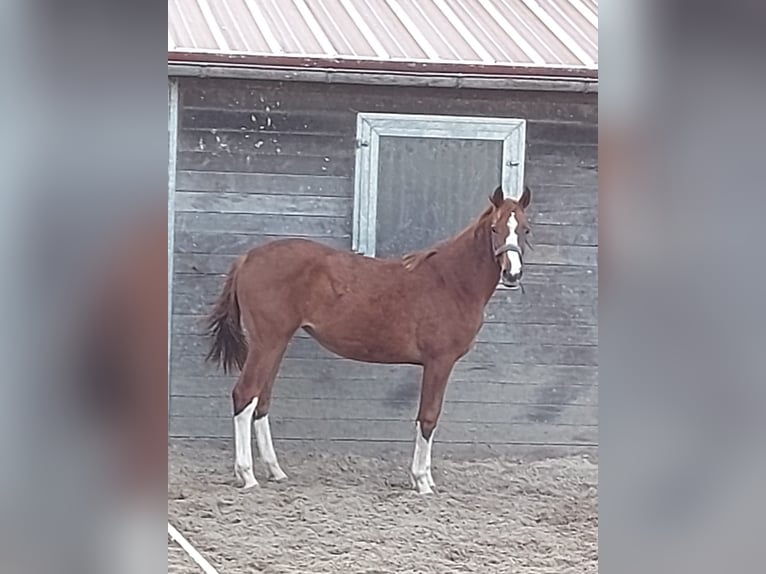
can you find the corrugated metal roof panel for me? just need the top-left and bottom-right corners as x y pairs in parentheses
(168, 0), (598, 77)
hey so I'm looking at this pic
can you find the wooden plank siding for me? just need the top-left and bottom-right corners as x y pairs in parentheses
(169, 77), (598, 455)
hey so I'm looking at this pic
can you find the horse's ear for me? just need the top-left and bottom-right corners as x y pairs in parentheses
(489, 186), (505, 208)
(518, 185), (532, 209)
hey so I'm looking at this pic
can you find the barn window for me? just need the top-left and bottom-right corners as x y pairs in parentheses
(352, 113), (526, 258)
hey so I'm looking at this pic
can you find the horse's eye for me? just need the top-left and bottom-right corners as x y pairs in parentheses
(491, 225), (497, 233)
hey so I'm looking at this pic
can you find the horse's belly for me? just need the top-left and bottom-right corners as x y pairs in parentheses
(302, 322), (420, 364)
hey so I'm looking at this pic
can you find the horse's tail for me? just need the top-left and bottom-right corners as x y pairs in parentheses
(205, 255), (248, 374)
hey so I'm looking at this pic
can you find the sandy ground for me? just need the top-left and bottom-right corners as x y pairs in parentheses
(169, 534), (204, 572)
(169, 441), (597, 573)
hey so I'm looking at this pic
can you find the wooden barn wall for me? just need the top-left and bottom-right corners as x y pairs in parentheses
(169, 77), (598, 456)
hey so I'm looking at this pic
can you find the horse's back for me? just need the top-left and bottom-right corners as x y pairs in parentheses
(245, 237), (338, 259)
(237, 237), (372, 304)
(242, 237), (401, 278)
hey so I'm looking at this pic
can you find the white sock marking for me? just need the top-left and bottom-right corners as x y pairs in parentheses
(410, 421), (434, 494)
(254, 414), (287, 481)
(233, 398), (257, 488)
(426, 440), (435, 488)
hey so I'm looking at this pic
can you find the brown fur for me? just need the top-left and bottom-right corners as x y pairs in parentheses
(207, 190), (531, 438)
(401, 248), (438, 271)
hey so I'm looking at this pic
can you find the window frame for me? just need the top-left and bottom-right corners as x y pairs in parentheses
(352, 112), (527, 257)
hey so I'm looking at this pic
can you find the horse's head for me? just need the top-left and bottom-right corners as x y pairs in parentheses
(489, 185), (533, 289)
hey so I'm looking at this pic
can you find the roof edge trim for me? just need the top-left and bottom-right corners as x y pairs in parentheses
(168, 60), (598, 93)
(168, 50), (598, 79)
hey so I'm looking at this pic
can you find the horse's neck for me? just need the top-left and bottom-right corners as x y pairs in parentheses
(438, 221), (500, 306)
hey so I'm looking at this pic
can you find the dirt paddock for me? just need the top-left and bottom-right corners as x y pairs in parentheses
(169, 440), (597, 573)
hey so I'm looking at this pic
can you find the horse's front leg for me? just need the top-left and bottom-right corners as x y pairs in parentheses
(410, 358), (455, 494)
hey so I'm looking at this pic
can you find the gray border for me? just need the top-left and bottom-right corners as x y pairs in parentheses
(353, 113), (526, 257)
(168, 79), (179, 411)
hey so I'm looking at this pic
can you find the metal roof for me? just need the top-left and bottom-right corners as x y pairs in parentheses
(168, 0), (598, 78)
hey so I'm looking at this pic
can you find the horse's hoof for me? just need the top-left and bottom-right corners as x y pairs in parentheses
(413, 476), (434, 495)
(240, 480), (259, 490)
(269, 471), (288, 482)
(235, 466), (258, 489)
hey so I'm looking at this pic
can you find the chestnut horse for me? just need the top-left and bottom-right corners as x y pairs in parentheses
(206, 186), (532, 494)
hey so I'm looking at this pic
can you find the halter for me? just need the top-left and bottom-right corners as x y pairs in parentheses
(491, 229), (526, 292)
(491, 225), (524, 262)
(494, 242), (523, 260)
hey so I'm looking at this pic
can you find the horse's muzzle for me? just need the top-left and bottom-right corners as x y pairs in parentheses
(502, 269), (522, 289)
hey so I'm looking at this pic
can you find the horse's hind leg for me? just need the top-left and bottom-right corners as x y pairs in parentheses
(232, 358), (259, 488)
(232, 336), (291, 488)
(410, 358), (455, 494)
(253, 367), (288, 482)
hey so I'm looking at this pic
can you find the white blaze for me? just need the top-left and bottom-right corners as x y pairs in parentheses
(506, 213), (522, 275)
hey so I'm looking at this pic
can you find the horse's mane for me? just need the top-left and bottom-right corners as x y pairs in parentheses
(401, 205), (494, 271)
